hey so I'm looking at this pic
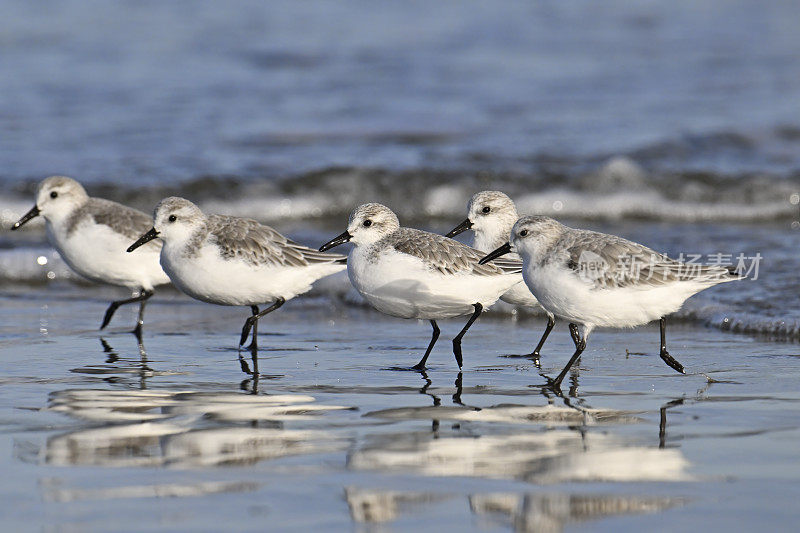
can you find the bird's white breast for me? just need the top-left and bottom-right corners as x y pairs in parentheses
(48, 218), (168, 290)
(523, 262), (711, 329)
(347, 244), (519, 320)
(161, 240), (344, 306)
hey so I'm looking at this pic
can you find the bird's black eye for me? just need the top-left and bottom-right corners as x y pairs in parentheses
(168, 215), (177, 223)
(363, 219), (372, 227)
(519, 229), (528, 237)
(50, 191), (58, 199)
(482, 206), (491, 213)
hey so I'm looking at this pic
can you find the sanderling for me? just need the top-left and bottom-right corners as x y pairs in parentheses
(11, 176), (169, 336)
(127, 197), (346, 357)
(480, 215), (742, 389)
(446, 191), (555, 359)
(319, 203), (523, 370)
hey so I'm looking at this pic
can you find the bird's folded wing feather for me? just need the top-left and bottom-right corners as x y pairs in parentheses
(209, 215), (346, 266)
(564, 231), (732, 288)
(393, 228), (521, 276)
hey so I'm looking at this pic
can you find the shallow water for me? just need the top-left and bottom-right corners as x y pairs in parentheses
(1, 288), (799, 531)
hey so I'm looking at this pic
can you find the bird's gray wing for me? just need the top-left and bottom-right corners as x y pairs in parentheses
(392, 228), (521, 276)
(74, 198), (161, 249)
(563, 230), (732, 288)
(209, 215), (346, 266)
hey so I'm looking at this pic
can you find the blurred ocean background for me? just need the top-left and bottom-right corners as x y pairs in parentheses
(2, 0), (799, 338)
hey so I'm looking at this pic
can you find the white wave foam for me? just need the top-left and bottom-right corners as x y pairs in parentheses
(199, 183), (796, 225)
(514, 189), (795, 222)
(200, 194), (341, 222)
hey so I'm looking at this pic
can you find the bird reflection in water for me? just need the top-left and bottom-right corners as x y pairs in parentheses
(344, 487), (684, 531)
(69, 337), (154, 390)
(529, 357), (582, 397)
(470, 492), (685, 532)
(351, 371), (689, 484)
(238, 339), (285, 394)
(240, 372), (260, 395)
(99, 337), (118, 364)
(30, 388), (353, 468)
(417, 371), (481, 435)
(238, 342), (259, 380)
(659, 398), (684, 449)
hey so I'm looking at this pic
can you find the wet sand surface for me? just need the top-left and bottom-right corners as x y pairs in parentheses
(1, 289), (798, 531)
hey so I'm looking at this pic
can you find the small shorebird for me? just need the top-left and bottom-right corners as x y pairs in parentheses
(446, 191), (555, 359)
(319, 203), (523, 370)
(11, 176), (169, 336)
(127, 197), (346, 354)
(480, 215), (741, 388)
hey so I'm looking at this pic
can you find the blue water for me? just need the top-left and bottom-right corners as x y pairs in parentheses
(1, 0), (800, 184)
(2, 294), (800, 531)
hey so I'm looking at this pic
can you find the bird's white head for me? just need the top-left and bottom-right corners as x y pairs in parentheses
(128, 196), (207, 254)
(34, 176), (89, 222)
(319, 203), (400, 252)
(346, 203), (400, 246)
(509, 215), (565, 261)
(465, 191), (518, 248)
(152, 197), (207, 244)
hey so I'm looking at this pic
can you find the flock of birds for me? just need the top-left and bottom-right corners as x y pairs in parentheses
(11, 176), (740, 389)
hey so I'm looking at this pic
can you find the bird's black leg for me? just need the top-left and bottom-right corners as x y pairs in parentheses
(238, 308), (259, 375)
(239, 298), (286, 348)
(452, 303), (483, 369)
(250, 347), (259, 377)
(659, 317), (685, 374)
(244, 305), (260, 351)
(551, 323), (586, 390)
(101, 289), (154, 333)
(132, 292), (154, 341)
(528, 314), (555, 359)
(137, 335), (151, 390)
(412, 320), (440, 371)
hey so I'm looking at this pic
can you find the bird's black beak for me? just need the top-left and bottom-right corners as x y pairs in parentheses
(319, 230), (352, 252)
(127, 228), (160, 252)
(445, 218), (473, 238)
(479, 242), (512, 265)
(10, 205), (40, 230)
